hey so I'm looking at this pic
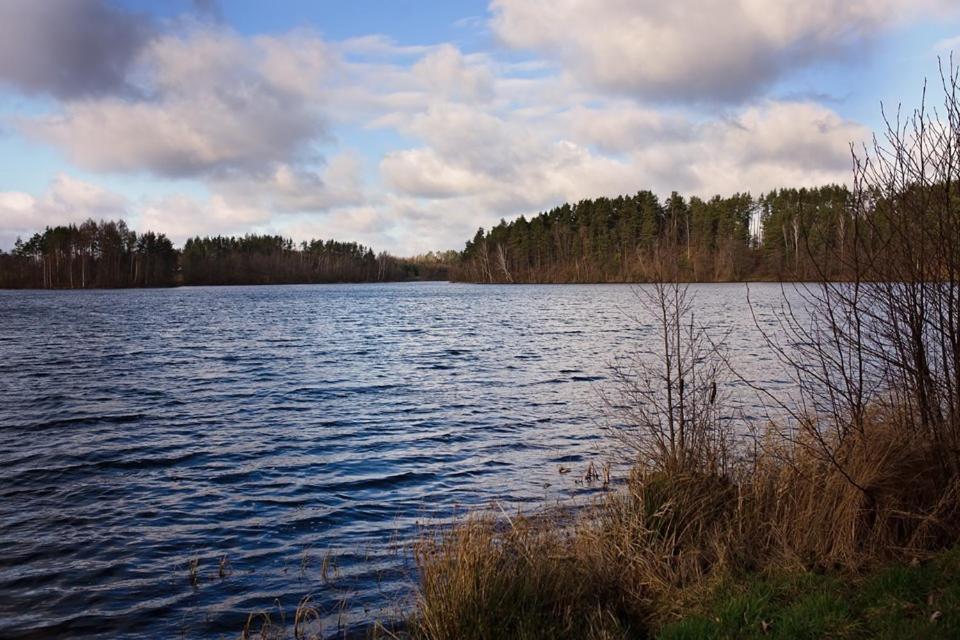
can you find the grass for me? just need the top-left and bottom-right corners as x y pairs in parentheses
(659, 547), (960, 639)
(410, 502), (960, 640)
(241, 595), (326, 640)
(407, 413), (960, 640)
(412, 509), (641, 640)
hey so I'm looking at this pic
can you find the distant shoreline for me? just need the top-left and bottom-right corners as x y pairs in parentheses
(0, 278), (840, 291)
(0, 278), (450, 291)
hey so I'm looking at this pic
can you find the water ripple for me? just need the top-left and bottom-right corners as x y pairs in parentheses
(0, 282), (795, 639)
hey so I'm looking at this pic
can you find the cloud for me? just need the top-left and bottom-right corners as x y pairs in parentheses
(411, 45), (495, 102)
(0, 97), (867, 254)
(934, 35), (960, 53)
(490, 0), (954, 102)
(209, 153), (367, 213)
(377, 99), (866, 250)
(678, 101), (865, 195)
(394, 103), (553, 179)
(0, 0), (153, 99)
(277, 205), (397, 248)
(24, 28), (332, 178)
(562, 105), (693, 153)
(0, 174), (130, 246)
(364, 101), (869, 253)
(142, 196), (402, 250)
(338, 35), (433, 58)
(382, 148), (494, 198)
(139, 193), (271, 243)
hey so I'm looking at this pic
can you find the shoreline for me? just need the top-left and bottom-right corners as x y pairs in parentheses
(0, 278), (847, 291)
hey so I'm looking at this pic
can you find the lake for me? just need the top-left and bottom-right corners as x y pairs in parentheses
(0, 282), (794, 639)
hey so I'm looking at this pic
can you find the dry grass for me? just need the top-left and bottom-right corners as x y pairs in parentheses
(409, 412), (960, 640)
(413, 508), (640, 640)
(240, 595), (325, 640)
(740, 416), (960, 573)
(293, 595), (323, 640)
(188, 556), (200, 588)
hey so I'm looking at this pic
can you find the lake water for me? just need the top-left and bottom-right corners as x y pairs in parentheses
(0, 282), (794, 639)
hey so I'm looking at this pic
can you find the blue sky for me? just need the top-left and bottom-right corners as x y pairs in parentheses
(1, 0), (958, 253)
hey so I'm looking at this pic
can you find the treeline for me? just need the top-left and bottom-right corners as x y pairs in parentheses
(0, 184), (865, 288)
(452, 185), (853, 282)
(0, 220), (454, 289)
(180, 235), (452, 285)
(0, 220), (178, 288)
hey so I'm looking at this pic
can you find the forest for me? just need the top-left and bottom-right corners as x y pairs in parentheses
(0, 219), (178, 289)
(0, 220), (453, 288)
(452, 185), (852, 283)
(0, 181), (928, 288)
(179, 235), (451, 285)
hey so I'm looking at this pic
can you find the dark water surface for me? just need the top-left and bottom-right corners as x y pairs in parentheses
(0, 282), (791, 639)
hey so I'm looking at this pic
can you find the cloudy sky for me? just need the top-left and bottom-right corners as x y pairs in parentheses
(0, 0), (958, 253)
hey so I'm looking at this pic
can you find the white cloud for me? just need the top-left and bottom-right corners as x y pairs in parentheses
(934, 35), (960, 53)
(139, 193), (270, 243)
(0, 174), (130, 247)
(411, 44), (494, 102)
(133, 152), (369, 244)
(375, 99), (866, 251)
(0, 95), (868, 254)
(338, 35), (432, 58)
(277, 205), (396, 249)
(490, 0), (954, 101)
(0, 174), (128, 233)
(563, 105), (692, 153)
(382, 148), (493, 198)
(209, 152), (367, 213)
(677, 101), (865, 195)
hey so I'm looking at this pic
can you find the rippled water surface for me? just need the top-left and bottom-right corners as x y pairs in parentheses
(0, 282), (793, 639)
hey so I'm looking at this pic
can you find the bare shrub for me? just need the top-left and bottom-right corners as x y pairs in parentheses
(601, 282), (733, 475)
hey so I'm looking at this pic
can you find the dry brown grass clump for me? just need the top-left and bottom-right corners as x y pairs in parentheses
(240, 595), (325, 640)
(742, 414), (960, 573)
(413, 508), (642, 640)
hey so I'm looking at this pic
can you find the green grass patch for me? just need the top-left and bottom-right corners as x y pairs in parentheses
(658, 548), (960, 640)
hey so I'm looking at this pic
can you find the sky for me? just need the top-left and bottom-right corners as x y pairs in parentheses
(1, 1), (959, 254)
